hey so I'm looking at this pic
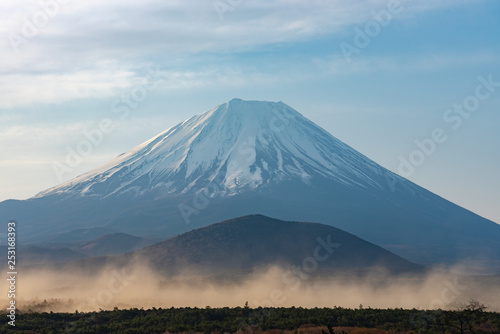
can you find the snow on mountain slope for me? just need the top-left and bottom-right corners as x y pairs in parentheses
(36, 99), (408, 199)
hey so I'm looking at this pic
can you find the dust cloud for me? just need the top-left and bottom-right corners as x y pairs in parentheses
(1, 264), (499, 313)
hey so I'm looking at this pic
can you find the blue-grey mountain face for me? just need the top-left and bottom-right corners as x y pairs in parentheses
(2, 99), (499, 269)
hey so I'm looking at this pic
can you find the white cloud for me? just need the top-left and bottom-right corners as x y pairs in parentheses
(318, 51), (500, 74)
(0, 62), (282, 109)
(0, 67), (135, 108)
(0, 0), (480, 108)
(0, 122), (88, 157)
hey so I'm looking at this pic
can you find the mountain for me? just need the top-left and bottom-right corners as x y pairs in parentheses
(68, 215), (423, 275)
(0, 245), (86, 266)
(45, 227), (118, 244)
(72, 233), (158, 256)
(1, 99), (499, 269)
(135, 215), (424, 274)
(35, 98), (388, 198)
(0, 232), (159, 269)
(20, 232), (159, 259)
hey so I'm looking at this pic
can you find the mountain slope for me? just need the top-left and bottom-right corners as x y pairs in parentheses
(3, 233), (159, 269)
(136, 215), (423, 274)
(73, 233), (157, 256)
(69, 215), (423, 275)
(35, 98), (398, 198)
(0, 245), (86, 266)
(1, 99), (499, 269)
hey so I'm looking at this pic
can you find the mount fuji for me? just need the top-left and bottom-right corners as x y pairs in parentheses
(2, 99), (499, 268)
(36, 98), (390, 199)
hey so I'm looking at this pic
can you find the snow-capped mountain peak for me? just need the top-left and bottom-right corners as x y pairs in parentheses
(36, 99), (391, 199)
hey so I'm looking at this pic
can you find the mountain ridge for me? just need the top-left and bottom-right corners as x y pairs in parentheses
(34, 98), (409, 199)
(1, 99), (499, 270)
(64, 215), (424, 276)
(137, 214), (424, 273)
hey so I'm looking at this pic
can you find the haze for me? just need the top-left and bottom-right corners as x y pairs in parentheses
(2, 265), (499, 313)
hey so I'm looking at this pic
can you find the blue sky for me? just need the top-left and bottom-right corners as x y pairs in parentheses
(1, 0), (499, 223)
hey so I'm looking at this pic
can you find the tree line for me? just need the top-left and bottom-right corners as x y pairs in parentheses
(1, 300), (498, 333)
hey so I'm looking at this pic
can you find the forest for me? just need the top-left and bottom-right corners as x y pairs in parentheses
(1, 300), (499, 333)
